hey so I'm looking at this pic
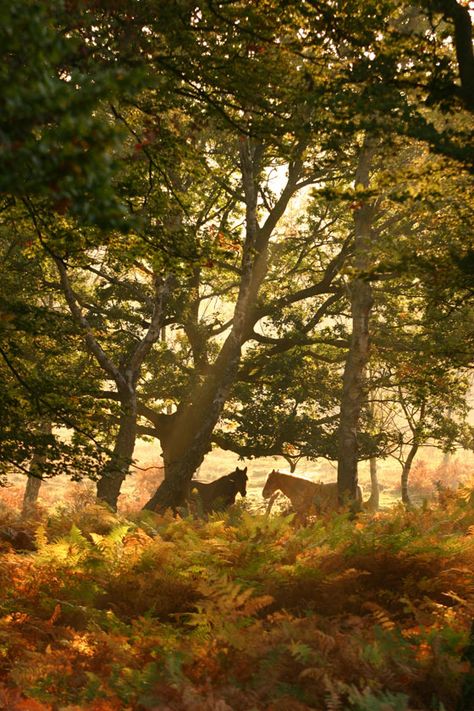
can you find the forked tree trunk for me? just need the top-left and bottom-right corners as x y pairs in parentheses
(144, 139), (304, 512)
(283, 455), (298, 473)
(337, 137), (376, 505)
(22, 420), (52, 514)
(144, 288), (253, 512)
(144, 356), (242, 510)
(398, 398), (424, 507)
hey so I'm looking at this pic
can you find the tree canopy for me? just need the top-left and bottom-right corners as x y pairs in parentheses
(0, 0), (472, 509)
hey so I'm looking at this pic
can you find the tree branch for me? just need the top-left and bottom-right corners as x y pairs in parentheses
(54, 256), (125, 388)
(126, 274), (174, 379)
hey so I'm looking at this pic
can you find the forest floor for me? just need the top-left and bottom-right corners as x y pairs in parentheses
(0, 455), (474, 710)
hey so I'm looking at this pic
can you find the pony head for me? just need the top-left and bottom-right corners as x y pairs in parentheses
(262, 469), (280, 498)
(228, 466), (248, 497)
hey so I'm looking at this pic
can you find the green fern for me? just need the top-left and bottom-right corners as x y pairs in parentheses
(346, 686), (411, 711)
(66, 523), (91, 548)
(90, 523), (130, 553)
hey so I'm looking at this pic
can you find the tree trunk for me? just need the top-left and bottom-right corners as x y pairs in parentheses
(96, 393), (137, 510)
(23, 474), (42, 512)
(366, 456), (380, 511)
(143, 340), (244, 511)
(337, 137), (376, 504)
(144, 448), (204, 512)
(401, 442), (418, 506)
(282, 455), (299, 473)
(435, 0), (474, 111)
(22, 420), (52, 515)
(337, 276), (373, 502)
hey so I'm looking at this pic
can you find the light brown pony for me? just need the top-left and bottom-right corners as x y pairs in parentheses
(262, 470), (362, 516)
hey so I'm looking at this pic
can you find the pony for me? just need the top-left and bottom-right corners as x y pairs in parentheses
(190, 466), (248, 514)
(262, 470), (362, 516)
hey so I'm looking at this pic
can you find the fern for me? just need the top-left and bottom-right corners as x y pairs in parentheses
(287, 640), (313, 664)
(2, 493), (474, 709)
(34, 524), (48, 550)
(68, 523), (89, 545)
(365, 603), (396, 632)
(324, 676), (344, 711)
(346, 686), (411, 711)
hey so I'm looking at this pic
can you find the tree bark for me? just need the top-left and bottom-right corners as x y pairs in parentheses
(96, 391), (137, 509)
(367, 456), (380, 511)
(337, 137), (376, 504)
(435, 0), (474, 110)
(398, 397), (425, 507)
(143, 333), (247, 511)
(22, 419), (52, 514)
(401, 442), (418, 506)
(23, 473), (42, 512)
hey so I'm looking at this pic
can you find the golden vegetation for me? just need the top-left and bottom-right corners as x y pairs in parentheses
(0, 481), (473, 710)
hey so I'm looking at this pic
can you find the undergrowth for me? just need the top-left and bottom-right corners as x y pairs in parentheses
(0, 485), (473, 710)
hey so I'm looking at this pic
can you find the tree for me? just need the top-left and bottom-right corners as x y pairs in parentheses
(54, 257), (173, 509)
(143, 138), (310, 510)
(111, 2), (360, 510)
(0, 0), (154, 501)
(22, 419), (52, 513)
(0, 209), (113, 486)
(215, 348), (342, 470)
(139, 0), (474, 510)
(337, 137), (378, 504)
(370, 280), (473, 505)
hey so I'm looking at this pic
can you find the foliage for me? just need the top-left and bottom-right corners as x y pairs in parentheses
(0, 219), (112, 479)
(0, 0), (141, 226)
(218, 347), (342, 465)
(0, 490), (474, 709)
(0, 0), (146, 481)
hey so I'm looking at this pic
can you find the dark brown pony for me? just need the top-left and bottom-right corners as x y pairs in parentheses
(262, 470), (362, 516)
(191, 466), (248, 514)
